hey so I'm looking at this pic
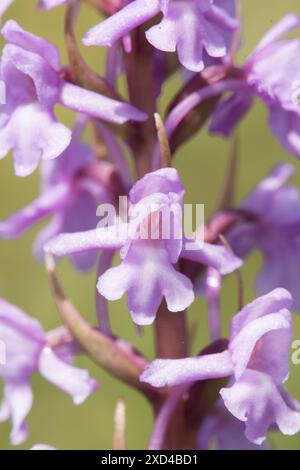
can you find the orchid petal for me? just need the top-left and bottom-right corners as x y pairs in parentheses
(4, 382), (33, 446)
(0, 183), (69, 238)
(38, 347), (98, 405)
(220, 370), (300, 445)
(45, 223), (128, 257)
(1, 19), (60, 71)
(181, 239), (243, 275)
(60, 82), (147, 124)
(141, 351), (233, 388)
(83, 0), (161, 47)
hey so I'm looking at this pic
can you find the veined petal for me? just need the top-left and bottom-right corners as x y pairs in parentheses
(130, 167), (184, 203)
(0, 103), (71, 177)
(98, 245), (163, 326)
(60, 82), (147, 124)
(0, 183), (69, 238)
(230, 288), (293, 338)
(203, 3), (239, 31)
(0, 299), (45, 382)
(198, 404), (264, 450)
(229, 310), (292, 382)
(44, 223), (128, 256)
(141, 350), (234, 388)
(146, 0), (238, 72)
(148, 2), (211, 72)
(97, 262), (135, 300)
(98, 241), (194, 325)
(181, 239), (243, 275)
(38, 347), (99, 405)
(83, 0), (161, 47)
(268, 106), (300, 159)
(1, 20), (60, 71)
(242, 163), (295, 214)
(160, 266), (194, 313)
(3, 381), (33, 446)
(253, 14), (300, 54)
(1, 44), (59, 106)
(220, 370), (300, 445)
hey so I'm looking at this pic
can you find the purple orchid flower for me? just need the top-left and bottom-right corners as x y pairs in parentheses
(44, 168), (242, 325)
(0, 119), (122, 271)
(228, 163), (300, 311)
(141, 288), (300, 445)
(210, 14), (300, 158)
(0, 298), (98, 445)
(198, 400), (264, 450)
(0, 20), (146, 177)
(83, 0), (239, 72)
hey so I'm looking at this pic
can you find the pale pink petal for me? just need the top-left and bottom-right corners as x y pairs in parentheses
(229, 310), (292, 381)
(141, 350), (234, 388)
(160, 265), (194, 313)
(253, 14), (300, 55)
(0, 103), (71, 177)
(230, 288), (293, 338)
(1, 19), (60, 71)
(220, 370), (300, 445)
(268, 106), (300, 158)
(60, 82), (147, 124)
(38, 347), (98, 405)
(4, 382), (33, 446)
(45, 223), (128, 257)
(0, 183), (69, 238)
(198, 404), (265, 450)
(98, 241), (194, 325)
(83, 0), (161, 47)
(130, 167), (184, 203)
(181, 239), (243, 275)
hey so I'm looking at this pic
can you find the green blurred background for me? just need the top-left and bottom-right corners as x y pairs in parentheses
(1, 0), (300, 450)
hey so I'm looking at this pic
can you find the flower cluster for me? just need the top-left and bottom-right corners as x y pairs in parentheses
(0, 0), (300, 451)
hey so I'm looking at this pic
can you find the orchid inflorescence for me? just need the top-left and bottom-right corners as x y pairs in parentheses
(1, 0), (300, 451)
